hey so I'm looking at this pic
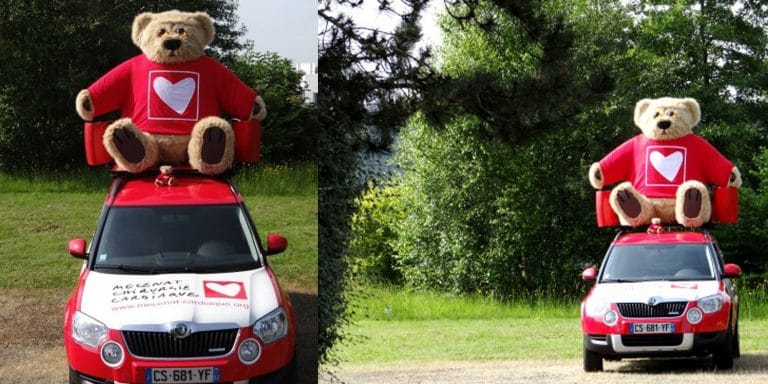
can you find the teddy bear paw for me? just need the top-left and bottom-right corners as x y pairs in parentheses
(112, 125), (147, 164)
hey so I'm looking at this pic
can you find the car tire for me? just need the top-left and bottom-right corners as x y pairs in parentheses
(583, 344), (603, 372)
(713, 328), (734, 370)
(68, 367), (79, 384)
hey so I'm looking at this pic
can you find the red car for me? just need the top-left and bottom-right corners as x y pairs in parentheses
(580, 227), (741, 371)
(64, 170), (296, 384)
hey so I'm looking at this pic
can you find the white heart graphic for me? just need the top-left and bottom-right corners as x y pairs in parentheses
(205, 282), (241, 297)
(649, 151), (683, 182)
(153, 77), (196, 115)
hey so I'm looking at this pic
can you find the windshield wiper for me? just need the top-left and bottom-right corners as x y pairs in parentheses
(93, 264), (159, 274)
(604, 278), (643, 283)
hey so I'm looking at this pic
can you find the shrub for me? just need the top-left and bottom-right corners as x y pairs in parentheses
(349, 181), (406, 285)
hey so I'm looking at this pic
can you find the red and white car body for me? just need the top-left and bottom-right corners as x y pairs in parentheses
(581, 228), (741, 371)
(64, 171), (295, 384)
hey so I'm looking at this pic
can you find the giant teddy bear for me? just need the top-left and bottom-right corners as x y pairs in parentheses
(75, 10), (266, 174)
(588, 97), (741, 228)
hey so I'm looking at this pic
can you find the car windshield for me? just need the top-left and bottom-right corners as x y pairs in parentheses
(92, 205), (261, 274)
(600, 243), (715, 282)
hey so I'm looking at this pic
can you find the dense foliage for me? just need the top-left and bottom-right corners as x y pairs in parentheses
(318, 0), (431, 361)
(230, 50), (318, 162)
(350, 0), (768, 298)
(0, 0), (312, 171)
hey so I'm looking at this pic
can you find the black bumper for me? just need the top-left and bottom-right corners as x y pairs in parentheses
(69, 361), (295, 384)
(584, 331), (729, 359)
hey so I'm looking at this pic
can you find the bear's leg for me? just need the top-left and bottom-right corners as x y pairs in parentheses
(188, 116), (235, 175)
(609, 182), (653, 227)
(154, 134), (191, 165)
(103, 118), (158, 173)
(675, 180), (711, 227)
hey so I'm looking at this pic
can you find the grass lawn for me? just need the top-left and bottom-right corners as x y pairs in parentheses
(0, 163), (317, 291)
(333, 286), (768, 364)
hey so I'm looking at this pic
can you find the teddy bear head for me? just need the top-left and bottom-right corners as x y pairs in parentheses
(633, 97), (700, 141)
(131, 10), (215, 64)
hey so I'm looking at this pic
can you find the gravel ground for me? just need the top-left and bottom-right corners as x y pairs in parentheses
(0, 287), (317, 384)
(320, 354), (768, 384)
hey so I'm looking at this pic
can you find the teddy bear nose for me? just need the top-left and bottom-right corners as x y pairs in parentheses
(657, 120), (672, 130)
(163, 39), (182, 51)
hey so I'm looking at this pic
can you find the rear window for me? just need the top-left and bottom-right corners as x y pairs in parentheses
(600, 243), (716, 282)
(92, 205), (261, 274)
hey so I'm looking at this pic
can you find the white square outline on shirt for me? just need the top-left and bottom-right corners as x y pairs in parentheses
(645, 145), (687, 187)
(147, 70), (200, 121)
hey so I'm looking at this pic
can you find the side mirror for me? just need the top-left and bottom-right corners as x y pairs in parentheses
(723, 263), (742, 278)
(264, 234), (288, 256)
(582, 266), (597, 281)
(68, 238), (87, 259)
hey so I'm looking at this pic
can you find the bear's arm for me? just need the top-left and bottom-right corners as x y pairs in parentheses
(699, 137), (734, 187)
(86, 59), (133, 117)
(214, 60), (257, 120)
(598, 136), (636, 187)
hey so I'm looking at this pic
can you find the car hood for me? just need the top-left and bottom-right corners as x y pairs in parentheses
(79, 269), (279, 329)
(590, 280), (721, 304)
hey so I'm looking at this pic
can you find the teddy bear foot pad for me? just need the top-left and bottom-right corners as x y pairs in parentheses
(112, 127), (146, 164)
(201, 126), (226, 164)
(683, 189), (702, 218)
(616, 189), (642, 218)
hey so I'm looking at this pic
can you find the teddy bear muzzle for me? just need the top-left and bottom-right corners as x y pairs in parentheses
(163, 38), (182, 51)
(657, 120), (672, 130)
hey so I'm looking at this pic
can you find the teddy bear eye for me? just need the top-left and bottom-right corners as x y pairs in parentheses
(653, 112), (660, 118)
(667, 111), (675, 117)
(157, 28), (167, 37)
(176, 27), (186, 35)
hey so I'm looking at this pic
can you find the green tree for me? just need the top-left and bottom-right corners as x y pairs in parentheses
(0, 0), (245, 172)
(318, 0), (431, 361)
(378, 0), (768, 296)
(230, 50), (317, 162)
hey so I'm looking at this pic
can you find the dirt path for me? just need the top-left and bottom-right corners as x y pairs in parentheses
(0, 288), (317, 384)
(321, 354), (768, 384)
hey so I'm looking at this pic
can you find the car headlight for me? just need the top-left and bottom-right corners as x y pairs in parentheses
(72, 311), (107, 348)
(697, 294), (723, 314)
(100, 341), (124, 367)
(603, 310), (618, 326)
(687, 308), (703, 324)
(585, 298), (610, 317)
(238, 338), (261, 365)
(253, 307), (288, 344)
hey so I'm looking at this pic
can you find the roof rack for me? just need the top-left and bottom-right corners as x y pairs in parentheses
(106, 164), (244, 199)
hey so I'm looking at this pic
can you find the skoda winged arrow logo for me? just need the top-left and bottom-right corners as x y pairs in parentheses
(647, 296), (661, 306)
(170, 322), (191, 339)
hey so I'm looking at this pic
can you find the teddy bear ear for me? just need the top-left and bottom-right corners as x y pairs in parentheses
(681, 98), (701, 127)
(192, 12), (216, 46)
(634, 98), (653, 128)
(132, 12), (154, 47)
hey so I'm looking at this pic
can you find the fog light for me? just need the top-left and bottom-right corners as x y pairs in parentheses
(603, 310), (618, 326)
(100, 341), (124, 367)
(238, 339), (261, 365)
(687, 308), (703, 324)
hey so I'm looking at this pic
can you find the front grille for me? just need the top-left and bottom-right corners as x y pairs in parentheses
(123, 329), (238, 358)
(622, 334), (684, 347)
(617, 302), (687, 318)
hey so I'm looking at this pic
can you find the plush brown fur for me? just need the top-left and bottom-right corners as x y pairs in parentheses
(102, 118), (159, 173)
(187, 116), (235, 175)
(589, 97), (741, 227)
(76, 10), (265, 174)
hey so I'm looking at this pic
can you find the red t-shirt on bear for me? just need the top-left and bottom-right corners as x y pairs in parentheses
(599, 134), (733, 198)
(87, 54), (256, 135)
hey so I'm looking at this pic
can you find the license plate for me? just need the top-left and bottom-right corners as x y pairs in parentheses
(146, 367), (220, 383)
(631, 323), (675, 334)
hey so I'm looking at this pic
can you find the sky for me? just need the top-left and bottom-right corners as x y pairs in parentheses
(237, 0), (445, 65)
(237, 0), (318, 64)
